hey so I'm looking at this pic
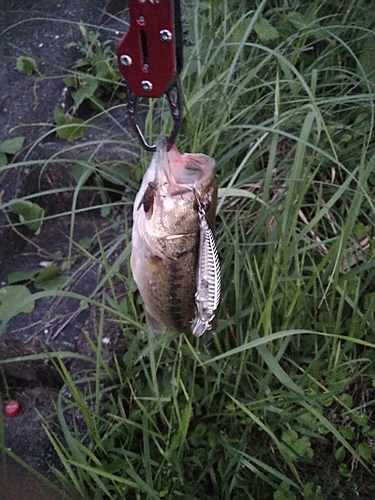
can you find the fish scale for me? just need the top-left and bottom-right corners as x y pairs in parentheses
(131, 137), (220, 336)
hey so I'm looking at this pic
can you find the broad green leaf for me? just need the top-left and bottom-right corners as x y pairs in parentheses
(71, 162), (89, 184)
(61, 257), (77, 271)
(303, 482), (325, 500)
(281, 430), (313, 460)
(358, 442), (372, 462)
(190, 423), (206, 447)
(352, 411), (368, 427)
(339, 393), (353, 409)
(54, 106), (67, 126)
(10, 200), (45, 233)
(97, 162), (131, 186)
(57, 121), (87, 142)
(7, 269), (40, 285)
(95, 53), (111, 79)
(77, 238), (93, 250)
(34, 275), (68, 291)
(287, 11), (308, 29)
(338, 463), (350, 478)
(254, 18), (279, 42)
(334, 446), (346, 462)
(71, 77), (98, 108)
(54, 107), (87, 142)
(100, 205), (111, 217)
(34, 265), (60, 283)
(274, 483), (297, 500)
(31, 265), (68, 290)
(0, 136), (25, 154)
(64, 75), (78, 88)
(0, 285), (35, 327)
(0, 152), (7, 167)
(16, 56), (38, 76)
(339, 425), (355, 440)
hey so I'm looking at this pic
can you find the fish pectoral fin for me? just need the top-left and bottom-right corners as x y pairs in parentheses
(146, 311), (167, 336)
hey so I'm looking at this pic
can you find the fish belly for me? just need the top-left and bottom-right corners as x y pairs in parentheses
(131, 236), (198, 334)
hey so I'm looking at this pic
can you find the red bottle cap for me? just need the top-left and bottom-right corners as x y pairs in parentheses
(5, 400), (21, 417)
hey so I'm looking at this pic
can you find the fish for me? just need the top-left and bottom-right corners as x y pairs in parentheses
(131, 137), (220, 336)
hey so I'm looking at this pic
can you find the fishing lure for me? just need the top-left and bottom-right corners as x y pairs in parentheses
(191, 191), (221, 337)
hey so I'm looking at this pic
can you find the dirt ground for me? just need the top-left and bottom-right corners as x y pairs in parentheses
(0, 0), (135, 495)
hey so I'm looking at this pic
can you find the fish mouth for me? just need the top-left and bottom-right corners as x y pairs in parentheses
(156, 137), (215, 192)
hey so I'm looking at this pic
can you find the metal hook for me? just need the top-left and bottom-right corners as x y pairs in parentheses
(126, 78), (183, 152)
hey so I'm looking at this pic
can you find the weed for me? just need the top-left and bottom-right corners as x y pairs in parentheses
(1, 0), (375, 498)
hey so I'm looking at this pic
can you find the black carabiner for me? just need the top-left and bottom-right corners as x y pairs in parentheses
(125, 78), (183, 152)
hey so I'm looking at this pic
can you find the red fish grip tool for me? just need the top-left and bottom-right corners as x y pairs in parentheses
(117, 0), (183, 152)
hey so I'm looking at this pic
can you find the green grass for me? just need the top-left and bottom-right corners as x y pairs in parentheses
(1, 0), (375, 498)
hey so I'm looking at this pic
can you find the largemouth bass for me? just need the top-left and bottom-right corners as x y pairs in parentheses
(131, 137), (220, 336)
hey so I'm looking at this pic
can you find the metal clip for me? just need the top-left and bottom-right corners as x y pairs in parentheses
(117, 0), (183, 151)
(125, 77), (182, 152)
